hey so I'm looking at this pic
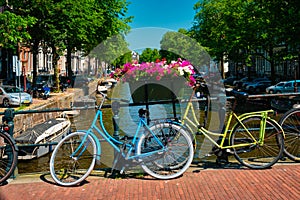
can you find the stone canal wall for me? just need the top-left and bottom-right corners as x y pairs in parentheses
(5, 80), (98, 137)
(13, 93), (74, 136)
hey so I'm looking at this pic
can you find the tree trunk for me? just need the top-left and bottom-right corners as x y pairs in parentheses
(268, 48), (275, 84)
(88, 56), (91, 75)
(51, 45), (60, 92)
(220, 56), (224, 79)
(67, 46), (73, 81)
(32, 41), (39, 89)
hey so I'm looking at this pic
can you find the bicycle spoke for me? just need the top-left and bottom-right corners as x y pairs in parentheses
(137, 123), (194, 179)
(230, 116), (284, 169)
(50, 132), (97, 186)
(0, 132), (18, 185)
(279, 108), (300, 161)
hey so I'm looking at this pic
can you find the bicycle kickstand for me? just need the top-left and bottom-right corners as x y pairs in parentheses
(110, 143), (127, 178)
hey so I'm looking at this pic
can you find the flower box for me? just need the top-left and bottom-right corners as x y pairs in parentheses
(110, 59), (196, 103)
(129, 78), (185, 103)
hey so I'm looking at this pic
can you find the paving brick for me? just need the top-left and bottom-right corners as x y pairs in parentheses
(0, 164), (300, 200)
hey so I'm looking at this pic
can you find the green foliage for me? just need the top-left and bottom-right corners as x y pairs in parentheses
(1, 0), (132, 89)
(160, 30), (210, 68)
(0, 11), (36, 49)
(112, 51), (132, 68)
(139, 48), (161, 63)
(191, 0), (300, 79)
(90, 34), (131, 70)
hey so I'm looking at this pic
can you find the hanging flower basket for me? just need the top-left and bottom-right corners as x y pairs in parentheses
(111, 59), (196, 103)
(128, 77), (186, 103)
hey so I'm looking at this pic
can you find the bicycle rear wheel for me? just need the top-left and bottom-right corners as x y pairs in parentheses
(230, 116), (284, 169)
(50, 132), (97, 186)
(279, 108), (300, 161)
(0, 131), (18, 185)
(137, 123), (194, 179)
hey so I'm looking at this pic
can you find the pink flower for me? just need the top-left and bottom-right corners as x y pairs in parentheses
(111, 59), (196, 87)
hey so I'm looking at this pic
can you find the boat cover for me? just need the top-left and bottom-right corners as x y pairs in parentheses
(15, 118), (68, 144)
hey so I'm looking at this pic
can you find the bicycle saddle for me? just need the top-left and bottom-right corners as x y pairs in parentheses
(138, 108), (150, 118)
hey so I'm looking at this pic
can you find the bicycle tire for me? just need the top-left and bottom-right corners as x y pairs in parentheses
(50, 132), (97, 186)
(0, 131), (18, 184)
(156, 120), (197, 150)
(278, 108), (300, 162)
(150, 122), (194, 169)
(136, 123), (194, 179)
(230, 116), (284, 169)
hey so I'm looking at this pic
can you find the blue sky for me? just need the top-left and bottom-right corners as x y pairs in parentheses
(125, 0), (199, 51)
(126, 0), (198, 30)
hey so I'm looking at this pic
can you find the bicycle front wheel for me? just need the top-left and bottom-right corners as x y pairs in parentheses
(230, 116), (284, 169)
(50, 132), (97, 186)
(279, 108), (300, 161)
(137, 123), (194, 179)
(0, 131), (18, 184)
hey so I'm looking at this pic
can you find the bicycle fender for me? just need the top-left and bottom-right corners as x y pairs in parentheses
(267, 117), (285, 138)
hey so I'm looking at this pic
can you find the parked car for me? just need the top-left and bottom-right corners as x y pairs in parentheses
(35, 74), (55, 89)
(266, 80), (300, 94)
(0, 85), (32, 107)
(233, 77), (250, 88)
(241, 77), (270, 89)
(221, 76), (237, 86)
(245, 80), (272, 93)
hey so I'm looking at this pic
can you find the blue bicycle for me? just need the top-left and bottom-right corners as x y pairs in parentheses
(50, 92), (194, 186)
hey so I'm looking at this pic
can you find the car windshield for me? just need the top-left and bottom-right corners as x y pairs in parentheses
(3, 87), (22, 93)
(276, 82), (285, 86)
(36, 75), (52, 83)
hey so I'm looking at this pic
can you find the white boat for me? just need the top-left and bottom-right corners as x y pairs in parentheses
(96, 78), (118, 93)
(15, 117), (71, 159)
(97, 84), (108, 93)
(103, 78), (118, 87)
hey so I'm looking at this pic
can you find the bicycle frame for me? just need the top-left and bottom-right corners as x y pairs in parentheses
(72, 106), (166, 163)
(198, 110), (275, 149)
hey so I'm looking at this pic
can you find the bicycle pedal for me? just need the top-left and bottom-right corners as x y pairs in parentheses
(196, 131), (203, 135)
(226, 149), (234, 155)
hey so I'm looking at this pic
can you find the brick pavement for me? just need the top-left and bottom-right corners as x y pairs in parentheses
(0, 163), (299, 200)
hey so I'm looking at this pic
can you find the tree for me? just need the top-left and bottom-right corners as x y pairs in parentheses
(160, 30), (210, 72)
(139, 48), (161, 63)
(89, 34), (131, 76)
(5, 0), (132, 90)
(0, 10), (35, 49)
(191, 0), (300, 81)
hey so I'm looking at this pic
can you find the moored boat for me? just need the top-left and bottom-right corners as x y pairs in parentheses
(15, 117), (71, 160)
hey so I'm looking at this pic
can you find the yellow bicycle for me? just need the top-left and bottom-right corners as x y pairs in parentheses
(162, 82), (285, 169)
